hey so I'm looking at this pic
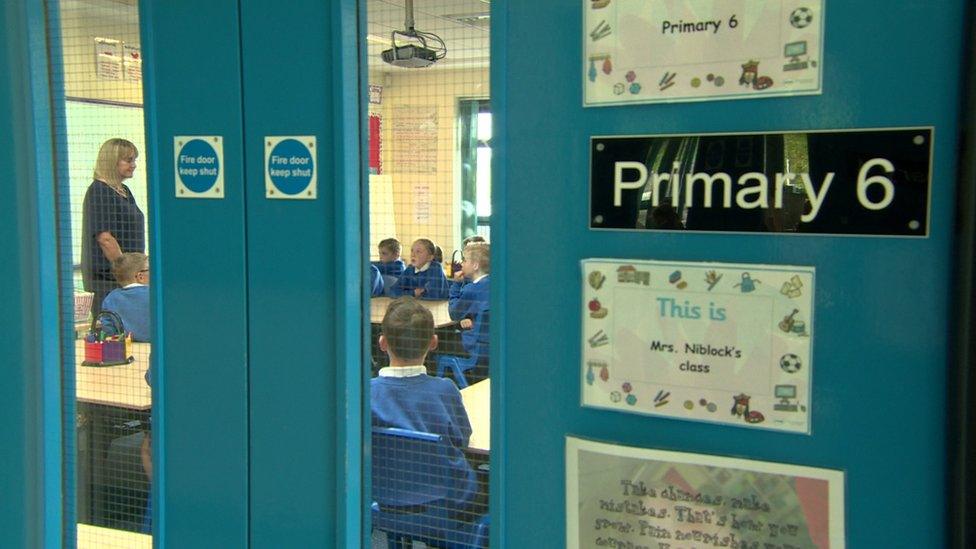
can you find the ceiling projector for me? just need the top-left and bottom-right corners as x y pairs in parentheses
(382, 0), (446, 69)
(382, 44), (439, 68)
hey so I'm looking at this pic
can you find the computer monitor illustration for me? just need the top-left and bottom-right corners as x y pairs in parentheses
(784, 41), (807, 62)
(775, 384), (797, 401)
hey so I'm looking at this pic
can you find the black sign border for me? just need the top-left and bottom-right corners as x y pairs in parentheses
(589, 126), (935, 238)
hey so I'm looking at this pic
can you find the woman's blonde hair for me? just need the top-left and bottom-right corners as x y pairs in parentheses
(94, 138), (138, 186)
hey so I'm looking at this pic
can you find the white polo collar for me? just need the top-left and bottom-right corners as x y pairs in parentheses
(378, 365), (427, 378)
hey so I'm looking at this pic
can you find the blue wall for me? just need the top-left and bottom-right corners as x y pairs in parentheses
(494, 1), (965, 546)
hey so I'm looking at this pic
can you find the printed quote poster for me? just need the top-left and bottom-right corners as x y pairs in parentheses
(581, 259), (814, 433)
(583, 0), (824, 105)
(567, 437), (845, 548)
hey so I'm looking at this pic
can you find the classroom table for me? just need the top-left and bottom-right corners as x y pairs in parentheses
(370, 296), (455, 328)
(461, 379), (490, 452)
(75, 339), (152, 410)
(77, 523), (151, 548)
(75, 339), (152, 531)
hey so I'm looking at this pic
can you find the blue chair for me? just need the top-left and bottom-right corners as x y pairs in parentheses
(435, 354), (479, 389)
(371, 427), (489, 548)
(435, 310), (489, 388)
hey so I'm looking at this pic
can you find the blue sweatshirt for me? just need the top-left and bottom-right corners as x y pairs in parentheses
(371, 373), (476, 507)
(393, 262), (450, 300)
(101, 285), (151, 342)
(448, 275), (490, 362)
(370, 264), (385, 296)
(373, 259), (405, 278)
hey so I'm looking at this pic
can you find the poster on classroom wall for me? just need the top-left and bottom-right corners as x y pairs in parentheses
(94, 37), (123, 80)
(581, 258), (814, 433)
(566, 437), (846, 548)
(123, 44), (142, 83)
(392, 105), (438, 173)
(369, 114), (383, 175)
(583, 0), (824, 106)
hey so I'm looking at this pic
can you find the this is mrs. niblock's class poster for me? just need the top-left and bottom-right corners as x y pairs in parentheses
(581, 258), (814, 433)
(584, 0), (824, 105)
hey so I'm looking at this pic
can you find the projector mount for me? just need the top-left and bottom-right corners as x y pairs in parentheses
(382, 0), (447, 68)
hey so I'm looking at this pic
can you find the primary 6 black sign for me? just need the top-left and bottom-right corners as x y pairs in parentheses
(590, 128), (933, 237)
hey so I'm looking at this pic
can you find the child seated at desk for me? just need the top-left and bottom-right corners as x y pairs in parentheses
(391, 238), (449, 300)
(373, 237), (405, 295)
(371, 297), (485, 517)
(445, 242), (490, 382)
(101, 252), (150, 342)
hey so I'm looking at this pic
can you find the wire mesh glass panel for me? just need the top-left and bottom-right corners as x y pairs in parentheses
(48, 0), (153, 546)
(365, 1), (491, 546)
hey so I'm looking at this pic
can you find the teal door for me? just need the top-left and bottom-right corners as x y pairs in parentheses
(138, 0), (360, 546)
(492, 1), (969, 546)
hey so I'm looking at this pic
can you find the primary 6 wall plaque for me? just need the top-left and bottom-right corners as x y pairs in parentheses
(590, 128), (933, 237)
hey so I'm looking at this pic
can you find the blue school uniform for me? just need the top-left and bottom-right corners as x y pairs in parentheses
(370, 264), (385, 296)
(373, 259), (405, 278)
(393, 262), (450, 300)
(101, 284), (151, 342)
(374, 259), (406, 296)
(448, 275), (490, 362)
(371, 369), (477, 507)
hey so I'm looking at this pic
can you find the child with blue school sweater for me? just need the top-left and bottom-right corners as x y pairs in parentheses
(101, 252), (151, 342)
(392, 238), (449, 300)
(373, 238), (405, 276)
(448, 242), (490, 364)
(373, 238), (405, 297)
(371, 297), (482, 514)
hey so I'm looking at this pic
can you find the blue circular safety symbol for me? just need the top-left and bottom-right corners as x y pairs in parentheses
(268, 139), (314, 195)
(177, 139), (220, 193)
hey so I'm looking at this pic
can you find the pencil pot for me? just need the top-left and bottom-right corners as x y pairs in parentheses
(82, 310), (134, 367)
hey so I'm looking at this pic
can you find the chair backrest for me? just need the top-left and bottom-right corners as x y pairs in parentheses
(371, 426), (455, 507)
(470, 308), (490, 364)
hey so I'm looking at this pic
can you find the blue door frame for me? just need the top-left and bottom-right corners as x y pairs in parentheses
(0, 1), (62, 547)
(3, 0), (976, 547)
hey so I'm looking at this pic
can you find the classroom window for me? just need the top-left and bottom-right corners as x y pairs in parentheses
(365, 0), (491, 546)
(47, 0), (154, 545)
(458, 99), (491, 241)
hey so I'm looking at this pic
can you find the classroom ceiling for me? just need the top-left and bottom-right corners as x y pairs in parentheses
(367, 0), (491, 72)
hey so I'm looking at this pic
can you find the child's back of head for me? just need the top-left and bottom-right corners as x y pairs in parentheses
(111, 252), (149, 286)
(382, 297), (435, 363)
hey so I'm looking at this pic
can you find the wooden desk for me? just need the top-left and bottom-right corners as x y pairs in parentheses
(77, 524), (151, 548)
(370, 296), (454, 328)
(75, 340), (152, 410)
(461, 379), (490, 452)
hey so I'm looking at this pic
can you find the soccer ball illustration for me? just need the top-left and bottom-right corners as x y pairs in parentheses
(780, 353), (802, 373)
(790, 7), (813, 28)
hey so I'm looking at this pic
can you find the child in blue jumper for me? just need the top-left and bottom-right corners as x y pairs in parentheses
(101, 252), (151, 341)
(392, 238), (449, 300)
(448, 242), (490, 360)
(373, 238), (405, 295)
(371, 297), (484, 517)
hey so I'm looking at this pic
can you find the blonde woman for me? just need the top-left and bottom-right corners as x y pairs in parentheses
(81, 138), (145, 314)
